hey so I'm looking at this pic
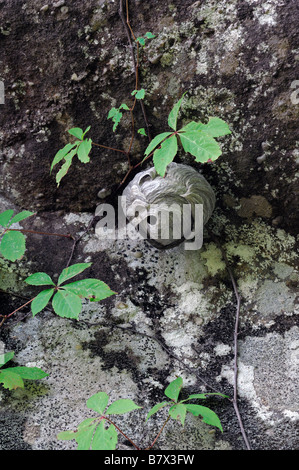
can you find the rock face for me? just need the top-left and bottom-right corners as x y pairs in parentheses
(0, 0), (298, 451)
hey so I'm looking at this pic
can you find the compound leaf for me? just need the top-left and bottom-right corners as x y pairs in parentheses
(0, 230), (26, 261)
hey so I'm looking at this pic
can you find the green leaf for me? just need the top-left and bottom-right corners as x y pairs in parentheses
(31, 288), (55, 317)
(137, 128), (147, 136)
(77, 139), (92, 163)
(144, 132), (173, 157)
(0, 351), (15, 368)
(0, 210), (14, 227)
(57, 263), (92, 286)
(91, 421), (118, 450)
(57, 430), (80, 441)
(185, 404), (223, 432)
(57, 418), (97, 442)
(132, 89), (145, 100)
(25, 272), (55, 286)
(68, 127), (84, 140)
(108, 107), (123, 132)
(136, 36), (146, 46)
(76, 422), (98, 450)
(145, 31), (155, 39)
(50, 142), (77, 173)
(0, 369), (24, 390)
(119, 103), (130, 111)
(153, 134), (178, 177)
(0, 231), (26, 261)
(8, 210), (35, 226)
(199, 117), (231, 137)
(168, 92), (186, 131)
(169, 403), (187, 426)
(63, 278), (115, 301)
(179, 131), (221, 162)
(186, 392), (229, 400)
(86, 392), (109, 415)
(4, 366), (48, 380)
(164, 376), (183, 402)
(52, 290), (82, 319)
(106, 399), (142, 415)
(146, 401), (170, 421)
(56, 149), (77, 186)
(82, 126), (91, 137)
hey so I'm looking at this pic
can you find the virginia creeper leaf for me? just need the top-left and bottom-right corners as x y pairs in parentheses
(68, 127), (84, 139)
(144, 132), (172, 157)
(0, 210), (14, 227)
(77, 139), (92, 163)
(4, 366), (48, 380)
(52, 290), (82, 319)
(25, 272), (55, 286)
(0, 369), (24, 390)
(105, 398), (142, 415)
(63, 278), (115, 301)
(153, 134), (178, 177)
(168, 92), (186, 131)
(57, 263), (92, 286)
(86, 392), (109, 415)
(146, 401), (170, 421)
(164, 376), (183, 402)
(0, 231), (26, 261)
(8, 210), (35, 226)
(169, 403), (187, 426)
(50, 142), (77, 173)
(179, 131), (221, 162)
(185, 404), (223, 432)
(31, 288), (55, 316)
(91, 421), (118, 451)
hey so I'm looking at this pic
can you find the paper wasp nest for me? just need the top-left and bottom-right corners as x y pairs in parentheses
(122, 162), (216, 249)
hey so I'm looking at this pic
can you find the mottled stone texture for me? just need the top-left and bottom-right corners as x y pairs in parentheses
(0, 0), (298, 233)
